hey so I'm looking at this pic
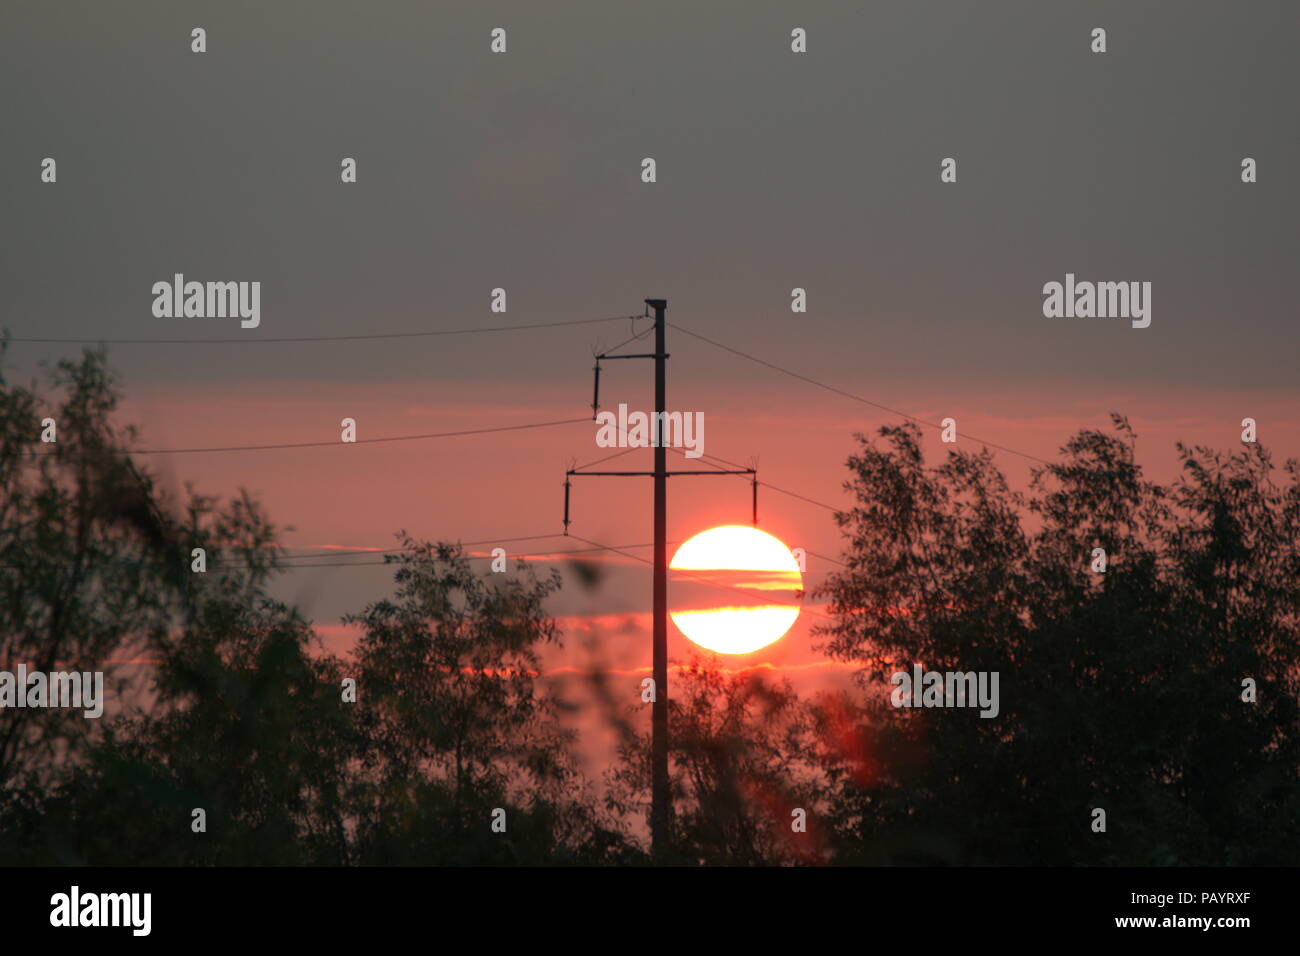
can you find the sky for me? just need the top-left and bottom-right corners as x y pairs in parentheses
(2, 1), (1297, 713)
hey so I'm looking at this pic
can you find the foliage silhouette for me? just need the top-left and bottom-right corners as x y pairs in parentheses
(2, 351), (1296, 866)
(815, 419), (1300, 864)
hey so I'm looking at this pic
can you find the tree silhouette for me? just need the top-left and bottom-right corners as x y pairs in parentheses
(5, 349), (1296, 866)
(344, 540), (628, 864)
(0, 348), (180, 799)
(0, 349), (626, 865)
(607, 660), (829, 865)
(815, 419), (1300, 864)
(0, 347), (360, 864)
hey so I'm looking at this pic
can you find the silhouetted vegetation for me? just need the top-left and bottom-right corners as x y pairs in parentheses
(816, 420), (1300, 864)
(2, 351), (1297, 864)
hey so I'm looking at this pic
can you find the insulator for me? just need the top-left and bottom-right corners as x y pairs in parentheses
(563, 477), (572, 533)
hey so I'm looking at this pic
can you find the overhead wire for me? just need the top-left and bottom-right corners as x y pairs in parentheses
(668, 320), (1053, 466)
(30, 416), (590, 457)
(7, 314), (641, 345)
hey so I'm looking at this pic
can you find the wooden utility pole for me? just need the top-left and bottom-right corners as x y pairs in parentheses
(649, 296), (671, 856)
(563, 297), (755, 861)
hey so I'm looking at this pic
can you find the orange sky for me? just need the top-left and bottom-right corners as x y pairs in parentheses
(113, 374), (1300, 691)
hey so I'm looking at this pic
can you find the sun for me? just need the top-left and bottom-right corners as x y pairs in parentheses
(669, 525), (803, 655)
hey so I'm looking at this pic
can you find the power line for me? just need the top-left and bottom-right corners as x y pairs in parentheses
(14, 317), (863, 512)
(273, 532), (569, 561)
(212, 540), (660, 571)
(567, 433), (850, 570)
(566, 533), (756, 603)
(758, 481), (841, 514)
(7, 314), (641, 345)
(0, 536), (660, 573)
(596, 415), (843, 515)
(691, 447), (842, 515)
(14, 311), (869, 560)
(0, 538), (836, 575)
(9, 543), (818, 575)
(26, 412), (849, 567)
(593, 319), (654, 357)
(668, 321), (1053, 466)
(802, 548), (847, 569)
(217, 553), (837, 573)
(603, 447), (847, 565)
(32, 416), (590, 457)
(571, 446), (638, 472)
(655, 441), (842, 515)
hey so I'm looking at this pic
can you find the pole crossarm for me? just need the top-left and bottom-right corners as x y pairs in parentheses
(568, 469), (755, 477)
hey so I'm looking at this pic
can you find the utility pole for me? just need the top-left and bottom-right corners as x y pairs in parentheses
(649, 297), (671, 857)
(563, 298), (757, 862)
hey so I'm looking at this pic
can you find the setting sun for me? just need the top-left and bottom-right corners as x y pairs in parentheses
(669, 525), (803, 654)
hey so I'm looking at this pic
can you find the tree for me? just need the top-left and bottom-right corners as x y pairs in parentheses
(816, 419), (1300, 864)
(1, 348), (631, 865)
(607, 659), (829, 865)
(344, 539), (627, 864)
(0, 345), (357, 864)
(0, 347), (181, 798)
